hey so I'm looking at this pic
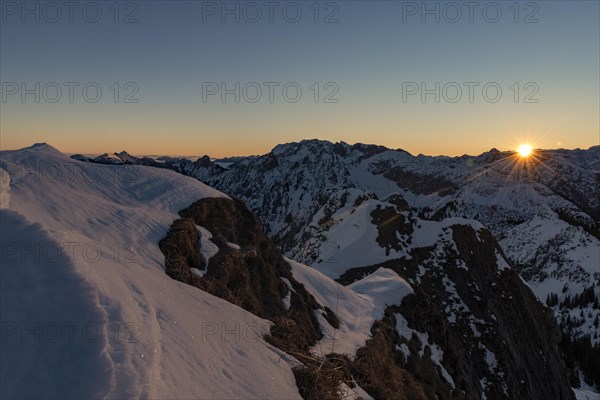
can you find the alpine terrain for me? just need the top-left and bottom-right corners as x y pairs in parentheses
(0, 142), (597, 399)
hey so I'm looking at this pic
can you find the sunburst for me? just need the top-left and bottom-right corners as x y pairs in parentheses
(517, 144), (533, 158)
(465, 138), (553, 186)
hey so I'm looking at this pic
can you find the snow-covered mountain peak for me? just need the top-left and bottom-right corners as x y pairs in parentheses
(10, 142), (65, 157)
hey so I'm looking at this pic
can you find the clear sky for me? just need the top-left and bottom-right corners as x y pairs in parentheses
(1, 0), (599, 157)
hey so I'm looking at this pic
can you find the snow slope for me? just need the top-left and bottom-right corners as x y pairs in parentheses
(0, 144), (301, 399)
(575, 389), (600, 400)
(303, 198), (407, 278)
(288, 260), (412, 357)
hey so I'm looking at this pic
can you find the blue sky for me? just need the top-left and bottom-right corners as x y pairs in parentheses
(1, 0), (598, 156)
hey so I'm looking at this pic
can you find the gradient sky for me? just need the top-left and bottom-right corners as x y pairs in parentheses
(1, 0), (599, 157)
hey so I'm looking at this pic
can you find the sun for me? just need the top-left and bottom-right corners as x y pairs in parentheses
(517, 144), (533, 158)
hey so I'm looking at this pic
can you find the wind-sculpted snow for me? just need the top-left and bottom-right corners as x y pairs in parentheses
(0, 211), (114, 399)
(288, 260), (412, 357)
(0, 144), (302, 399)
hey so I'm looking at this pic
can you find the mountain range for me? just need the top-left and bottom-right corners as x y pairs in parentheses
(0, 141), (597, 399)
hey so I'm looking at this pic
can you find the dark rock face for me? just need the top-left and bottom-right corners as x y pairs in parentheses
(159, 218), (204, 283)
(370, 204), (414, 254)
(406, 225), (573, 400)
(351, 309), (430, 400)
(70, 154), (93, 162)
(261, 152), (279, 170)
(194, 155), (212, 168)
(386, 193), (411, 212)
(371, 162), (458, 196)
(159, 197), (327, 351)
(338, 225), (575, 400)
(177, 198), (292, 318)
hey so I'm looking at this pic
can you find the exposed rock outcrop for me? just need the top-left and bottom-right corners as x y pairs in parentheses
(338, 224), (575, 400)
(159, 197), (328, 351)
